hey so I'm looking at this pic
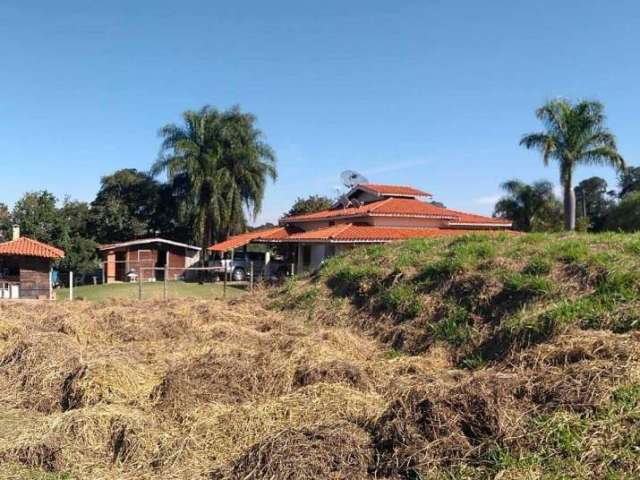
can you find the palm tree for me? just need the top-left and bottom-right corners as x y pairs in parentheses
(215, 108), (277, 238)
(520, 99), (625, 230)
(494, 179), (562, 232)
(151, 106), (276, 249)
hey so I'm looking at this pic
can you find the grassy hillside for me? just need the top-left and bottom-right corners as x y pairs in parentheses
(271, 232), (640, 478)
(0, 233), (638, 479)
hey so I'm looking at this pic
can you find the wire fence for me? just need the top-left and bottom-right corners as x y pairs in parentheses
(57, 261), (297, 301)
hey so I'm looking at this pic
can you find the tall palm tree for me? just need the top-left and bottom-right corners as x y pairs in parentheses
(215, 107), (277, 238)
(151, 106), (276, 249)
(494, 179), (562, 232)
(520, 99), (625, 230)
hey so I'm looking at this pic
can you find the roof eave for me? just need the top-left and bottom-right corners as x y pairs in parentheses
(447, 222), (512, 228)
(282, 212), (457, 224)
(98, 238), (201, 252)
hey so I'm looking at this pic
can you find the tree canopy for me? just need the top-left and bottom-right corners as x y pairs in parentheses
(574, 177), (613, 231)
(0, 203), (11, 241)
(152, 105), (277, 248)
(12, 191), (61, 244)
(619, 166), (640, 198)
(286, 195), (333, 217)
(494, 179), (563, 232)
(605, 192), (640, 232)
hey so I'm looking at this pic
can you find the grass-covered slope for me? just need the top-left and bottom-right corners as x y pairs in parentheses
(279, 233), (640, 363)
(272, 233), (640, 479)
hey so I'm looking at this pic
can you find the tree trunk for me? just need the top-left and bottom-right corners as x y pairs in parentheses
(563, 182), (576, 231)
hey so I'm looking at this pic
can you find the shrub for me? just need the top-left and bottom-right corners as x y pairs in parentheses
(377, 282), (422, 320)
(503, 272), (553, 298)
(430, 304), (472, 347)
(605, 192), (640, 232)
(546, 239), (589, 263)
(523, 255), (552, 276)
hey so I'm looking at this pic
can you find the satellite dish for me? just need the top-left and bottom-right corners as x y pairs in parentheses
(340, 170), (369, 189)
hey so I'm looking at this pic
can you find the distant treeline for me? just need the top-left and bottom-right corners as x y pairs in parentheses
(493, 168), (640, 232)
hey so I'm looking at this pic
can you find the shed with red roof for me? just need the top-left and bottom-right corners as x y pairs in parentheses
(0, 226), (64, 299)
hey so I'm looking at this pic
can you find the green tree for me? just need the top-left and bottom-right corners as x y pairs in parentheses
(0, 203), (11, 241)
(494, 179), (563, 232)
(520, 99), (625, 230)
(574, 177), (613, 231)
(88, 169), (181, 243)
(12, 191), (61, 244)
(618, 165), (640, 198)
(152, 105), (277, 249)
(57, 199), (99, 276)
(286, 195), (333, 217)
(605, 192), (640, 232)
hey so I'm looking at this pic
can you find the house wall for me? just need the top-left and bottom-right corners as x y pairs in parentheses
(105, 252), (116, 283)
(101, 242), (200, 283)
(17, 257), (51, 299)
(167, 247), (187, 280)
(127, 247), (157, 281)
(296, 243), (333, 272)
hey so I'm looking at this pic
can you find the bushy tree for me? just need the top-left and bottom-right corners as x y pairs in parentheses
(0, 203), (11, 241)
(88, 169), (185, 243)
(521, 99), (625, 230)
(12, 191), (61, 244)
(574, 177), (614, 231)
(494, 179), (563, 232)
(618, 165), (640, 198)
(56, 199), (99, 276)
(286, 195), (333, 217)
(605, 192), (640, 232)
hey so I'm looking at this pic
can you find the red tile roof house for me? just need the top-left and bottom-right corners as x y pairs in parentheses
(0, 226), (65, 300)
(209, 183), (512, 273)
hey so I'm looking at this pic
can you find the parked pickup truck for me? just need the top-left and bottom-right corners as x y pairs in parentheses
(209, 251), (289, 281)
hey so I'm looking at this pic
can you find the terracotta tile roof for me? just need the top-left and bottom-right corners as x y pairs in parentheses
(0, 237), (65, 259)
(282, 197), (511, 226)
(208, 227), (292, 252)
(272, 224), (516, 243)
(358, 183), (431, 197)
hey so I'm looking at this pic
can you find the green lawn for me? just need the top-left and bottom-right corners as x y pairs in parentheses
(56, 281), (247, 302)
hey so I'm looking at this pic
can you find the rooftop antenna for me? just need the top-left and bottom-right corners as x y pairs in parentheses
(340, 170), (369, 189)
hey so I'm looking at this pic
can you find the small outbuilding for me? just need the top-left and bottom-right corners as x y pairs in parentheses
(98, 238), (201, 283)
(0, 227), (65, 300)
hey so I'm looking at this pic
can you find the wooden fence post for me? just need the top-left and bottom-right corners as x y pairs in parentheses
(250, 261), (254, 292)
(138, 270), (143, 300)
(69, 271), (74, 301)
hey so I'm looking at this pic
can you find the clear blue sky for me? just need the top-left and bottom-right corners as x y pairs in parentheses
(1, 1), (638, 225)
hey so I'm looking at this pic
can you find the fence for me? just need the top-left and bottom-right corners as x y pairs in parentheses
(58, 261), (296, 301)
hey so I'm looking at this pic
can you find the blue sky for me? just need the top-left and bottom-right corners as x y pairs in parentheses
(1, 1), (638, 225)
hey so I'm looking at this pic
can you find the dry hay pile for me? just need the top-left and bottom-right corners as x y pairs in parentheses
(211, 422), (374, 480)
(0, 297), (638, 479)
